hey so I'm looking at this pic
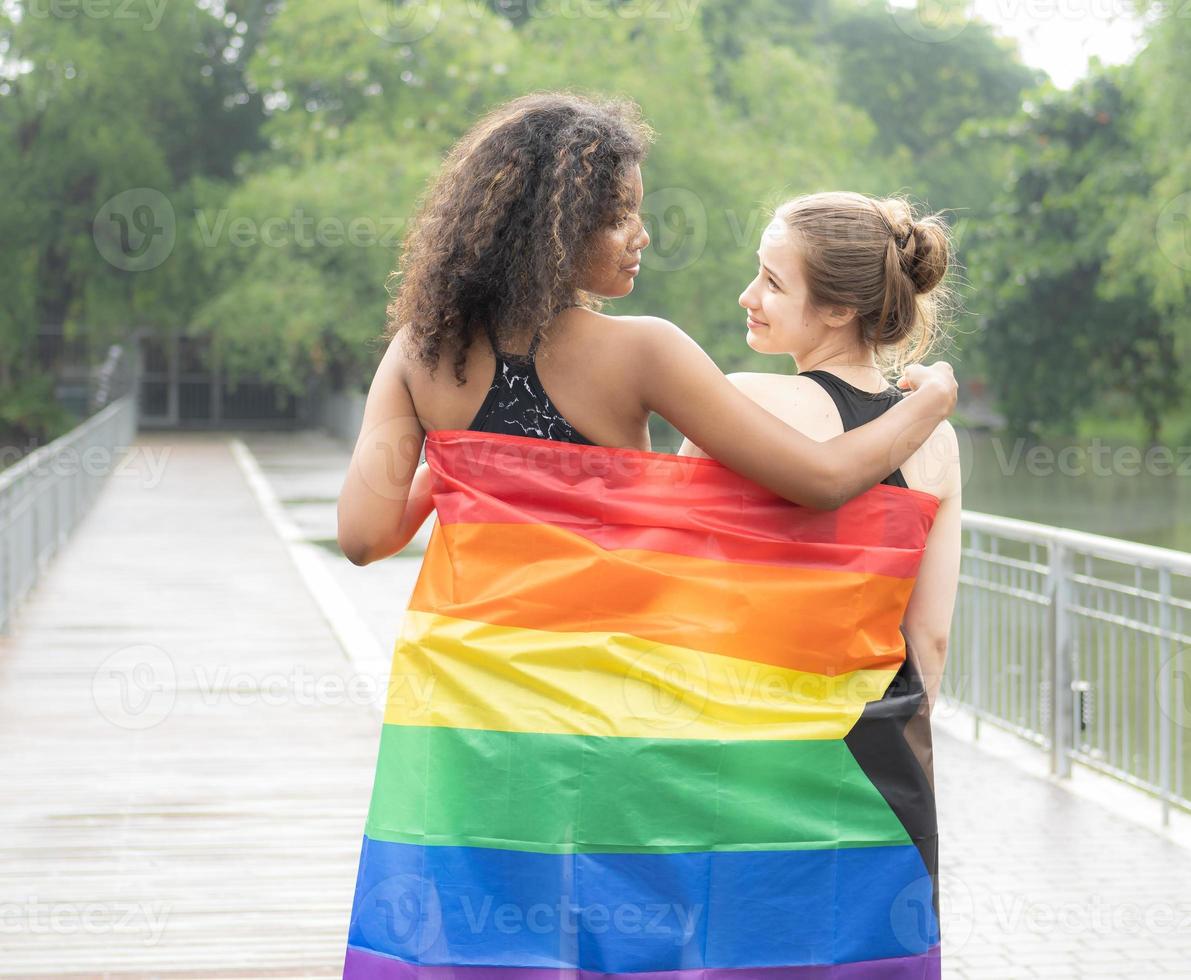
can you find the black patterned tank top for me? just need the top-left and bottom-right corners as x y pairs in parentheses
(467, 328), (596, 446)
(797, 369), (909, 488)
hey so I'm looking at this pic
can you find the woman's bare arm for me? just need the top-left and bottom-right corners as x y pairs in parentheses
(636, 316), (956, 510)
(902, 429), (964, 712)
(384, 462), (436, 553)
(337, 339), (425, 566)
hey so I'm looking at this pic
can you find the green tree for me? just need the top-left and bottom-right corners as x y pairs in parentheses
(1103, 1), (1191, 440)
(0, 0), (266, 444)
(191, 0), (522, 393)
(968, 69), (1181, 442)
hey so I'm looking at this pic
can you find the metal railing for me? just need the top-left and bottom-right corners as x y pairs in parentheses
(0, 394), (138, 634)
(946, 511), (1191, 825)
(4, 385), (1189, 827)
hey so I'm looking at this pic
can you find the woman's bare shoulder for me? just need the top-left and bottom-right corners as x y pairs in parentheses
(726, 371), (834, 398)
(903, 418), (963, 500)
(557, 308), (690, 384)
(723, 371), (842, 439)
(560, 307), (680, 344)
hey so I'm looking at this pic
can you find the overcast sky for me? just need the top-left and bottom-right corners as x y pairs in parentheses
(889, 0), (1151, 89)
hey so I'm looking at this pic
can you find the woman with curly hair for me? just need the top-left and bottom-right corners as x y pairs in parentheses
(337, 90), (956, 563)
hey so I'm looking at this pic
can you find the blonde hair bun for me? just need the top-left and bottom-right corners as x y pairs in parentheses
(775, 191), (956, 376)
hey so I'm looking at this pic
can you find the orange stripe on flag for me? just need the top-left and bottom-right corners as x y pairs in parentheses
(410, 521), (915, 676)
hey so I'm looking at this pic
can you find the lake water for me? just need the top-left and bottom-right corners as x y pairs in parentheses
(650, 417), (1191, 553)
(958, 430), (1191, 554)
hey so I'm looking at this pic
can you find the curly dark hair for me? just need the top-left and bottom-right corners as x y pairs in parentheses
(381, 91), (655, 385)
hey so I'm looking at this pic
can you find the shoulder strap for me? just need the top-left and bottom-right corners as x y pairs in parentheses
(798, 370), (908, 488)
(798, 371), (858, 430)
(482, 324), (501, 358)
(490, 327), (544, 362)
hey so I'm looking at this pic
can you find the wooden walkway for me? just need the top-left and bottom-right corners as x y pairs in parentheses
(6, 427), (1191, 979)
(0, 432), (378, 977)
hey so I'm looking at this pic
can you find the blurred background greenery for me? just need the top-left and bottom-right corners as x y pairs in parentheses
(2, 0), (1189, 542)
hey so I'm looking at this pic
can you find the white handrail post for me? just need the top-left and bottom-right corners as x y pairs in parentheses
(971, 528), (983, 741)
(0, 483), (9, 635)
(1157, 566), (1172, 828)
(1048, 541), (1074, 778)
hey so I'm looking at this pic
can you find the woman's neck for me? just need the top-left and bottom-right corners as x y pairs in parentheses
(795, 353), (887, 392)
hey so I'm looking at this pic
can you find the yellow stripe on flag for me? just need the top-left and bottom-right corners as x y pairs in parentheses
(383, 609), (900, 741)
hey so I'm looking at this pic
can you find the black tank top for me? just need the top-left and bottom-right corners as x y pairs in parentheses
(467, 327), (596, 446)
(797, 369), (909, 489)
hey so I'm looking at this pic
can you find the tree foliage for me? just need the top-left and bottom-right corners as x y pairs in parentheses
(968, 68), (1182, 442)
(2, 0), (1183, 448)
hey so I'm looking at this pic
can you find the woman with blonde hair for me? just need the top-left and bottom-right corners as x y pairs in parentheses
(681, 190), (962, 710)
(675, 190), (963, 975)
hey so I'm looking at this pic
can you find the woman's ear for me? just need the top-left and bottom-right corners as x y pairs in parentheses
(823, 304), (858, 329)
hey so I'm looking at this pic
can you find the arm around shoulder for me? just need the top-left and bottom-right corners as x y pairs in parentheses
(637, 316), (957, 509)
(675, 371), (761, 460)
(633, 318), (839, 507)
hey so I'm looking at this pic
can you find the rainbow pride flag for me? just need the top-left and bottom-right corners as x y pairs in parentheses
(344, 429), (943, 979)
